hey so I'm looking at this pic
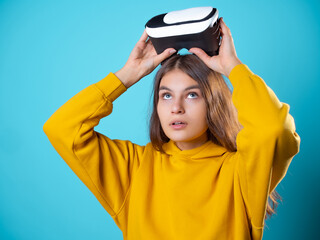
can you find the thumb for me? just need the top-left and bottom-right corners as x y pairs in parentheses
(154, 48), (177, 66)
(189, 48), (212, 65)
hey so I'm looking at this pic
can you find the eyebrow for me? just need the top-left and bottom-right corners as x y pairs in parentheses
(159, 85), (200, 92)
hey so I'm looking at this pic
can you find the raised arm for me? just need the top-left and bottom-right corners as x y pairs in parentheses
(43, 30), (176, 221)
(190, 17), (300, 236)
(43, 72), (138, 218)
(227, 63), (300, 230)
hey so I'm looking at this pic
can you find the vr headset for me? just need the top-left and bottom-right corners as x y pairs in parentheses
(145, 7), (221, 57)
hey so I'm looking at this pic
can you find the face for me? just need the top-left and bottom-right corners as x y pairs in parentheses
(157, 69), (208, 150)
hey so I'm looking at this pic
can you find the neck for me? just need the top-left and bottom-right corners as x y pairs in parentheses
(175, 135), (208, 151)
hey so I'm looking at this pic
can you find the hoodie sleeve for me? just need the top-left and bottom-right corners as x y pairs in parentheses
(43, 73), (144, 218)
(229, 64), (300, 236)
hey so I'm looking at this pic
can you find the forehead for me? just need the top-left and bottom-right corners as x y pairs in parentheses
(160, 69), (198, 89)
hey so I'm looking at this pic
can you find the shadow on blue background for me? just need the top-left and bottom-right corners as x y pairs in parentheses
(0, 0), (319, 239)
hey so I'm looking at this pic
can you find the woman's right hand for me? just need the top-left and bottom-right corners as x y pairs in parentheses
(115, 30), (176, 88)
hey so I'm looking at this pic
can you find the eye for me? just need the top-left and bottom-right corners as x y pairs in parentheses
(161, 93), (172, 100)
(187, 92), (198, 99)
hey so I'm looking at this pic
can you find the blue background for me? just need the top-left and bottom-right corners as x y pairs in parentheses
(0, 0), (319, 239)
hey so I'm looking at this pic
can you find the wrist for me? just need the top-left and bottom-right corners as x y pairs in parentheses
(114, 66), (139, 88)
(225, 58), (242, 77)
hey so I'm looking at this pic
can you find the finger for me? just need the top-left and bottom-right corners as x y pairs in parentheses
(219, 18), (231, 38)
(145, 39), (157, 55)
(146, 38), (153, 47)
(139, 29), (149, 42)
(189, 48), (212, 65)
(219, 26), (224, 37)
(154, 48), (177, 66)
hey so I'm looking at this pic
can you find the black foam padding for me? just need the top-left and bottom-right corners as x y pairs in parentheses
(149, 21), (220, 56)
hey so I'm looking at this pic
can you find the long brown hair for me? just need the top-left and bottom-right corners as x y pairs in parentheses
(149, 53), (281, 219)
(150, 54), (241, 152)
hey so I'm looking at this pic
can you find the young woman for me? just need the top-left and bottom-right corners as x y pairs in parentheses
(43, 18), (300, 240)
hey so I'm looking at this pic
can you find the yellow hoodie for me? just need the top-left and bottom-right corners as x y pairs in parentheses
(43, 64), (300, 240)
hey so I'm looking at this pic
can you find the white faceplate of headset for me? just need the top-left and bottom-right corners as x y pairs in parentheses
(164, 7), (213, 24)
(146, 7), (219, 38)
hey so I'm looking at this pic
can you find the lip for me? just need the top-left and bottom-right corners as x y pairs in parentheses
(170, 121), (187, 130)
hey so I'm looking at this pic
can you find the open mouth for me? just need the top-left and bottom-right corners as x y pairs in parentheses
(170, 121), (187, 129)
(171, 122), (185, 125)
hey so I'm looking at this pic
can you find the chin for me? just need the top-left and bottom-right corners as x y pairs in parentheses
(167, 135), (197, 144)
(164, 129), (208, 146)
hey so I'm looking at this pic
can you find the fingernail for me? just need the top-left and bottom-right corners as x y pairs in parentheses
(170, 49), (177, 54)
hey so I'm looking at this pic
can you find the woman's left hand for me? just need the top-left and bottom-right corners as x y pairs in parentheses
(189, 18), (242, 77)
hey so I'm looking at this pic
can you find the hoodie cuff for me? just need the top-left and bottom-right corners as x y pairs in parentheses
(228, 64), (255, 88)
(94, 72), (127, 102)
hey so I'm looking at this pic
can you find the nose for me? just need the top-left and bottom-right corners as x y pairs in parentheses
(171, 98), (185, 114)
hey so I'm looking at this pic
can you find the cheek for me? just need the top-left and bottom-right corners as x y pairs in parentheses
(157, 102), (166, 122)
(191, 103), (208, 125)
